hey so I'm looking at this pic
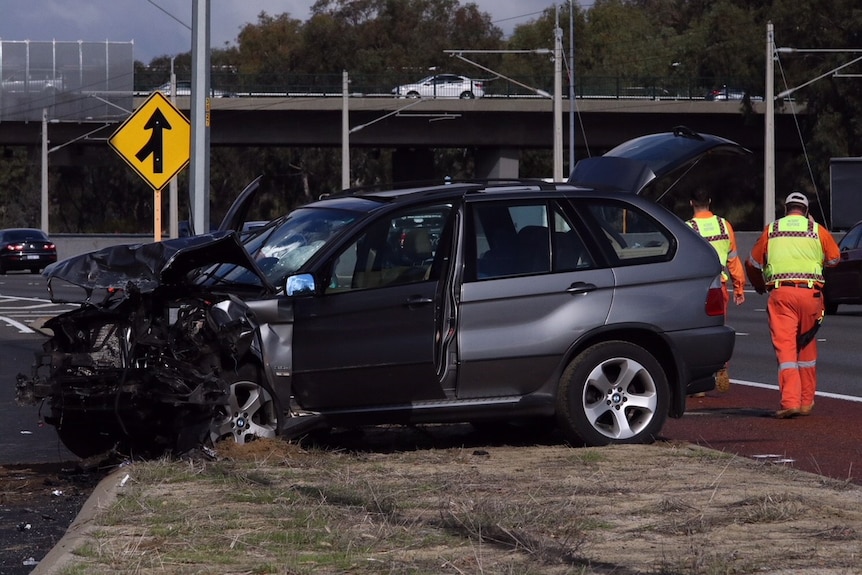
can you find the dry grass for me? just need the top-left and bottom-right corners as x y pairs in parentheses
(58, 429), (862, 575)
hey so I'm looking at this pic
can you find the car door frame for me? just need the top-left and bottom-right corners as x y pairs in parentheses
(455, 194), (615, 400)
(289, 201), (458, 411)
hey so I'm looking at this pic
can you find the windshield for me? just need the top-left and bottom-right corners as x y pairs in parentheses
(197, 206), (361, 289)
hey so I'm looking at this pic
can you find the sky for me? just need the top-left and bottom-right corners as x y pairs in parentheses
(0, 0), (563, 64)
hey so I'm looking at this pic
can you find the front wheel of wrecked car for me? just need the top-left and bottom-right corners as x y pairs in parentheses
(210, 363), (282, 446)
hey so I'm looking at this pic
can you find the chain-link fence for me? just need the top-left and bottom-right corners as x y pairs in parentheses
(0, 40), (134, 122)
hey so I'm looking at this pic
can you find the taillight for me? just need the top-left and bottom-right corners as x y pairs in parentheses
(705, 275), (726, 317)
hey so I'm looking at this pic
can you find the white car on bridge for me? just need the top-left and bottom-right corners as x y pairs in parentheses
(392, 74), (484, 99)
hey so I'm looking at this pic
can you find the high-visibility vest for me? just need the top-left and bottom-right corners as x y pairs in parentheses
(764, 215), (824, 285)
(687, 215), (732, 281)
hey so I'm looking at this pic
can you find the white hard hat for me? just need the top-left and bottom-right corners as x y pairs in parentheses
(784, 191), (809, 208)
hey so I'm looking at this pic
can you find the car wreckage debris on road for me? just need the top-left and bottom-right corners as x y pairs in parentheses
(16, 128), (748, 461)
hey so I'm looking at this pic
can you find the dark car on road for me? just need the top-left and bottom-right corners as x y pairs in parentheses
(824, 219), (862, 314)
(0, 228), (57, 274)
(17, 129), (745, 460)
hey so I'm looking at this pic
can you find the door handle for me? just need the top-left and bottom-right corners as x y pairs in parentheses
(405, 295), (433, 307)
(565, 281), (597, 295)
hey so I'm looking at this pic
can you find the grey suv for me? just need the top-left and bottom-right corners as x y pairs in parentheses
(19, 130), (740, 459)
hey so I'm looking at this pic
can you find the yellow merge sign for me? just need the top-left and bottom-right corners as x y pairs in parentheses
(109, 91), (191, 190)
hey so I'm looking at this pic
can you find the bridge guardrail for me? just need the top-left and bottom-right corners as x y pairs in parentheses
(133, 72), (762, 102)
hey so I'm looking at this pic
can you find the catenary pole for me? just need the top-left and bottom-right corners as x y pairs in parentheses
(553, 6), (563, 181)
(764, 22), (775, 227)
(190, 0), (211, 235)
(568, 0), (575, 176)
(342, 70), (349, 190)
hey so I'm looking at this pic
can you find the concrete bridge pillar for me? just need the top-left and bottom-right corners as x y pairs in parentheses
(475, 147), (520, 179)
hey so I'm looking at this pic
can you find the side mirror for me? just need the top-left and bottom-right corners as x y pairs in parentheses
(285, 273), (316, 296)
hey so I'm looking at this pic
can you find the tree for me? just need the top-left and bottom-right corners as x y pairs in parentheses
(0, 148), (40, 228)
(301, 0), (503, 79)
(235, 12), (304, 91)
(764, 0), (862, 220)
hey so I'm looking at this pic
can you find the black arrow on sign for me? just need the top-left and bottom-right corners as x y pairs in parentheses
(135, 108), (172, 173)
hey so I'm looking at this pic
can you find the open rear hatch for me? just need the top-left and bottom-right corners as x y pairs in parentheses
(568, 126), (751, 195)
(568, 126), (755, 225)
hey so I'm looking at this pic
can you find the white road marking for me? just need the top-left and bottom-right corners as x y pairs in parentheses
(0, 316), (35, 333)
(0, 295), (76, 333)
(733, 378), (862, 403)
(0, 295), (54, 303)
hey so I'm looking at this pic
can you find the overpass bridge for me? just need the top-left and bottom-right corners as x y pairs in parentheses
(0, 96), (802, 178)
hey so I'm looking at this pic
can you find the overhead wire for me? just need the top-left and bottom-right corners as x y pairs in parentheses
(561, 48), (590, 158)
(146, 0), (191, 31)
(774, 53), (827, 226)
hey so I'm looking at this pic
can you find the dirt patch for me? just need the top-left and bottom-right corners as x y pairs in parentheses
(52, 427), (862, 574)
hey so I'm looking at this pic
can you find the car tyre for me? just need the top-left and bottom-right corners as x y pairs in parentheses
(556, 341), (668, 446)
(406, 91), (421, 99)
(209, 363), (282, 446)
(459, 91), (475, 99)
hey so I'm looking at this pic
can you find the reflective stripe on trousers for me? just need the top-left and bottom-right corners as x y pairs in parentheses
(767, 287), (823, 410)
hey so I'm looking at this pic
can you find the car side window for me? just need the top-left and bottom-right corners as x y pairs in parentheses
(583, 200), (673, 265)
(470, 201), (593, 280)
(839, 224), (862, 250)
(326, 205), (450, 292)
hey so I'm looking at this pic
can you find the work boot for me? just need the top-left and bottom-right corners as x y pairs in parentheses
(715, 368), (730, 392)
(774, 408), (801, 419)
(799, 403), (814, 416)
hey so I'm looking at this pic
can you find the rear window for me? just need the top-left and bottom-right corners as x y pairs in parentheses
(581, 200), (674, 265)
(3, 229), (47, 242)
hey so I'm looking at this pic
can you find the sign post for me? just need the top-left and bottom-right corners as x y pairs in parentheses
(109, 92), (191, 241)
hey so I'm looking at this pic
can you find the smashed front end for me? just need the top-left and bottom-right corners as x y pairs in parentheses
(16, 232), (276, 459)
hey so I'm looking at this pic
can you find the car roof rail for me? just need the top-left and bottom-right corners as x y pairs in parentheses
(337, 177), (559, 195)
(672, 125), (705, 141)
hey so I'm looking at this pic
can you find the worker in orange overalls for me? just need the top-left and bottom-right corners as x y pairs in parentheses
(686, 188), (745, 393)
(746, 191), (840, 418)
